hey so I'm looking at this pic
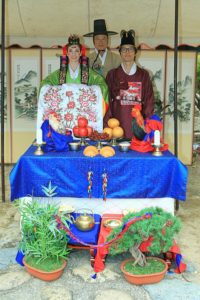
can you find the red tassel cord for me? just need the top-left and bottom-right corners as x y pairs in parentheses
(102, 172), (108, 201)
(87, 171), (93, 199)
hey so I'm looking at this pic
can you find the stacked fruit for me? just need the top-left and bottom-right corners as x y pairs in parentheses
(103, 118), (124, 139)
(72, 117), (93, 137)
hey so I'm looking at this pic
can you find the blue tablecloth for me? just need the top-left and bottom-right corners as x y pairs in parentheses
(68, 213), (101, 245)
(10, 144), (188, 201)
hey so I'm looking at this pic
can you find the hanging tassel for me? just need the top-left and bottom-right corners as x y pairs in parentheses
(102, 171), (108, 201)
(81, 45), (86, 57)
(80, 55), (89, 84)
(87, 170), (93, 199)
(59, 46), (68, 85)
(62, 44), (67, 56)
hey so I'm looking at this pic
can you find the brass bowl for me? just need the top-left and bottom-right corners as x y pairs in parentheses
(118, 142), (130, 152)
(69, 142), (80, 151)
(59, 205), (75, 214)
(103, 219), (122, 229)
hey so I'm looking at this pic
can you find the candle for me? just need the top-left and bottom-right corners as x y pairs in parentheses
(36, 128), (43, 144)
(154, 130), (160, 146)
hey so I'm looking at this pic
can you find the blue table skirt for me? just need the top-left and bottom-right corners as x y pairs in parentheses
(68, 213), (101, 245)
(10, 144), (188, 201)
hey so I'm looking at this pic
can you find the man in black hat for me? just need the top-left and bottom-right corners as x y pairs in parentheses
(84, 19), (121, 78)
(104, 30), (154, 140)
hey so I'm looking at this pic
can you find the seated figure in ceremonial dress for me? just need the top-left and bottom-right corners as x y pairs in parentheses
(36, 34), (109, 145)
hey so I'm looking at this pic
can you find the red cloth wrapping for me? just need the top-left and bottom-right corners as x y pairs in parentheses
(130, 114), (169, 152)
(130, 137), (168, 152)
(94, 214), (123, 273)
(140, 237), (187, 273)
(145, 118), (163, 132)
(94, 214), (186, 274)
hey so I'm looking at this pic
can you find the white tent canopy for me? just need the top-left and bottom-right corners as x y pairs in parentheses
(1, 0), (200, 48)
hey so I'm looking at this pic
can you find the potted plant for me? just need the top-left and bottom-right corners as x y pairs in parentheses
(17, 198), (71, 281)
(107, 207), (181, 285)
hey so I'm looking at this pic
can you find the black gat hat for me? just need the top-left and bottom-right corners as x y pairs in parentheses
(84, 19), (118, 37)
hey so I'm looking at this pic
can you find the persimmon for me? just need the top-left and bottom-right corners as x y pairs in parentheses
(103, 127), (113, 139)
(112, 126), (124, 138)
(108, 118), (120, 128)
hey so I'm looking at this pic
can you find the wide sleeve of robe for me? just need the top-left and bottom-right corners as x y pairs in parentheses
(39, 69), (60, 92)
(88, 68), (109, 115)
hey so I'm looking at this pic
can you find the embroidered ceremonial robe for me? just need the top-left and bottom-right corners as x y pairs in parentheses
(39, 66), (109, 113)
(105, 65), (154, 139)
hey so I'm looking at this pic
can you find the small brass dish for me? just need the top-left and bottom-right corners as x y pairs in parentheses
(59, 205), (75, 214)
(118, 142), (130, 152)
(69, 142), (80, 151)
(103, 219), (122, 229)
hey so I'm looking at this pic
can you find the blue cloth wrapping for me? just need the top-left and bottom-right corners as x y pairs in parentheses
(15, 250), (25, 266)
(41, 120), (73, 152)
(68, 213), (101, 245)
(10, 144), (188, 201)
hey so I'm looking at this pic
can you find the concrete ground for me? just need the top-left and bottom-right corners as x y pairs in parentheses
(0, 154), (200, 300)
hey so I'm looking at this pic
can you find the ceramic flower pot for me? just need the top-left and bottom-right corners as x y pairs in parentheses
(23, 258), (67, 281)
(120, 257), (168, 285)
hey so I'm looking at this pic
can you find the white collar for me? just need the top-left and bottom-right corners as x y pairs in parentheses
(121, 62), (137, 75)
(95, 48), (107, 65)
(69, 65), (80, 79)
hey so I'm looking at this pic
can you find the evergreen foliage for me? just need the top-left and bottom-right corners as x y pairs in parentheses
(107, 207), (181, 266)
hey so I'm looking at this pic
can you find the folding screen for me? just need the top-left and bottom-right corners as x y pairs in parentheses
(2, 48), (196, 164)
(10, 49), (41, 162)
(0, 49), (11, 163)
(164, 51), (196, 165)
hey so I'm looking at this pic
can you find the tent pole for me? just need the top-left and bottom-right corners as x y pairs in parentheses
(1, 0), (6, 203)
(174, 0), (179, 211)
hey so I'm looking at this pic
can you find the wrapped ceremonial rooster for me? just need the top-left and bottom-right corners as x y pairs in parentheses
(41, 112), (73, 152)
(130, 104), (168, 152)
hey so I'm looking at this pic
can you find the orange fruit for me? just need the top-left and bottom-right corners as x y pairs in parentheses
(108, 118), (120, 128)
(101, 146), (115, 155)
(112, 126), (124, 138)
(100, 147), (115, 157)
(83, 146), (98, 156)
(103, 127), (113, 139)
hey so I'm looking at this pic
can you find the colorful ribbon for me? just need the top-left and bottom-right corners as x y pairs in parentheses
(102, 171), (108, 201)
(55, 213), (152, 249)
(87, 171), (93, 199)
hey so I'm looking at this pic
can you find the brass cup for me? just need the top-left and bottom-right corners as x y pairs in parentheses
(33, 141), (46, 156)
(152, 144), (163, 156)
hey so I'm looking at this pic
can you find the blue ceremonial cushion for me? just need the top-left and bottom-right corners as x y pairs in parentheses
(68, 213), (101, 245)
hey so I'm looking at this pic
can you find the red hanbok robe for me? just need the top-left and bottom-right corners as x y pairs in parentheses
(105, 65), (154, 139)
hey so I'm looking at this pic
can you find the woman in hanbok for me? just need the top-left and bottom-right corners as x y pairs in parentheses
(40, 34), (109, 114)
(36, 35), (109, 147)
